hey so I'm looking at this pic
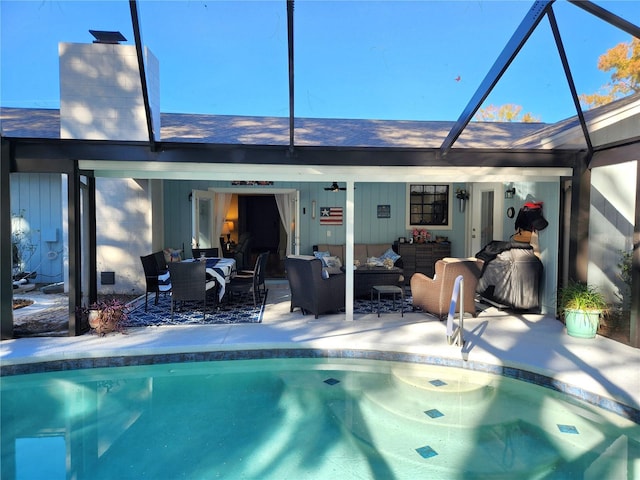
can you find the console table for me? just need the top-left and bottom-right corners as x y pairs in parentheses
(397, 242), (451, 282)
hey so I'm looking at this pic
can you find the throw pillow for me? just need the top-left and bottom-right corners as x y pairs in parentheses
(380, 248), (401, 264)
(366, 256), (384, 266)
(314, 251), (330, 260)
(164, 248), (182, 263)
(322, 255), (343, 274)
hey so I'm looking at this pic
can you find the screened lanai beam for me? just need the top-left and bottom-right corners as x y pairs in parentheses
(287, 0), (295, 155)
(569, 0), (640, 39)
(440, 0), (553, 155)
(129, 0), (156, 151)
(547, 7), (593, 159)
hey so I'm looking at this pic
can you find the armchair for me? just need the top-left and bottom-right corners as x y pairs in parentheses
(410, 257), (483, 320)
(285, 255), (345, 319)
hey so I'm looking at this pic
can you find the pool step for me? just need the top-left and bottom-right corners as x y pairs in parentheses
(390, 366), (498, 404)
(327, 395), (561, 478)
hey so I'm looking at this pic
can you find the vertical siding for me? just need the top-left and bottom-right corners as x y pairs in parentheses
(162, 180), (462, 255)
(10, 173), (64, 284)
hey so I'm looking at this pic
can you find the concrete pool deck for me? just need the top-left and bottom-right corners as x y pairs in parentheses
(2, 281), (639, 421)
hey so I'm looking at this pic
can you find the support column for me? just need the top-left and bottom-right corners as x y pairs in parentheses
(630, 160), (640, 348)
(68, 164), (82, 336)
(568, 155), (591, 283)
(1, 139), (13, 339)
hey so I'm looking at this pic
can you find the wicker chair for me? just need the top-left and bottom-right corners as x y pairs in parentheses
(227, 251), (269, 307)
(168, 261), (216, 319)
(285, 255), (345, 319)
(140, 251), (171, 311)
(410, 257), (483, 320)
(192, 247), (219, 259)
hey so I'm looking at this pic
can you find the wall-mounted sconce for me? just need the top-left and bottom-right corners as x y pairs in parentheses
(188, 192), (193, 202)
(311, 200), (316, 219)
(505, 187), (516, 199)
(456, 188), (469, 213)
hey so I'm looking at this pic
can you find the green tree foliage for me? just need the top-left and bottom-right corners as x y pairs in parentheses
(580, 37), (640, 109)
(474, 104), (541, 122)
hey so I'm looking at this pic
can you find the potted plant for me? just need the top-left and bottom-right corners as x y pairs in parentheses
(558, 281), (608, 338)
(81, 298), (129, 336)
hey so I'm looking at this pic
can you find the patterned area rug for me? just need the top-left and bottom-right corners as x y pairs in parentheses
(126, 290), (268, 326)
(353, 293), (416, 315)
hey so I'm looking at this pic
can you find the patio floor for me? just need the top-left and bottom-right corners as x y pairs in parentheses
(3, 279), (640, 421)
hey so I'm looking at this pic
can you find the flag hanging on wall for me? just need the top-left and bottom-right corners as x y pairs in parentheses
(320, 207), (343, 225)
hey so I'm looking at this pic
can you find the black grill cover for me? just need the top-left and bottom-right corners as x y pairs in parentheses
(476, 241), (542, 311)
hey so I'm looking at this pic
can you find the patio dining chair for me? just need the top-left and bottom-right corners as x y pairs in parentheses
(168, 261), (217, 320)
(227, 251), (269, 307)
(192, 247), (219, 259)
(140, 251), (172, 311)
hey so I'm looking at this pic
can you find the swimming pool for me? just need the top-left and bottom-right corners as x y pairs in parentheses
(2, 356), (639, 479)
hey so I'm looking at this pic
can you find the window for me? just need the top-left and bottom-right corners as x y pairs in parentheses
(406, 184), (451, 228)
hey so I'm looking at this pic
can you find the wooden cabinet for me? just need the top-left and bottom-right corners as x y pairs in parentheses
(398, 242), (451, 282)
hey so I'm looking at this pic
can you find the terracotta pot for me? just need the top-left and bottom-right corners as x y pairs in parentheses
(88, 309), (101, 329)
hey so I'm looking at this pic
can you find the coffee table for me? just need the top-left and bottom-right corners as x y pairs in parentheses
(354, 265), (403, 298)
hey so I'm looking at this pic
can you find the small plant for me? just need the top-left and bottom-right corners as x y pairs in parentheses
(557, 281), (608, 314)
(558, 281), (608, 339)
(11, 210), (39, 279)
(79, 298), (129, 336)
(455, 188), (469, 200)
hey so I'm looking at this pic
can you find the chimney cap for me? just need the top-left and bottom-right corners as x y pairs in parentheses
(89, 30), (127, 44)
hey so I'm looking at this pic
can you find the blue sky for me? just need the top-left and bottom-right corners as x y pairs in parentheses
(1, 0), (638, 123)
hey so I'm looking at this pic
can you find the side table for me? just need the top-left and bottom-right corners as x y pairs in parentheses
(371, 285), (405, 317)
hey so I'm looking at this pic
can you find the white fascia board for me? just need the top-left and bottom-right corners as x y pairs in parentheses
(80, 160), (571, 182)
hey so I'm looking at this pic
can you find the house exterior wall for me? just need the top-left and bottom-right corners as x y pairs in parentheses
(59, 42), (159, 141)
(96, 178), (152, 295)
(589, 161), (637, 307)
(10, 173), (65, 285)
(161, 180), (469, 260)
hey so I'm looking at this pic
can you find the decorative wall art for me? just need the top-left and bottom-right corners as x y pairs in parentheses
(377, 205), (391, 218)
(320, 207), (343, 225)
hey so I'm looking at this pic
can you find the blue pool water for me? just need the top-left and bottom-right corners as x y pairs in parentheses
(1, 358), (639, 479)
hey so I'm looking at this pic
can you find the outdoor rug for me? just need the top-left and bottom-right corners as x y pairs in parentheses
(353, 293), (417, 315)
(126, 290), (268, 326)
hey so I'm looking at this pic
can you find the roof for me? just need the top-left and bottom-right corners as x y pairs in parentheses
(1, 107), (547, 149)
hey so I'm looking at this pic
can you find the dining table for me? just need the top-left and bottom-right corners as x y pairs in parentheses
(183, 257), (237, 301)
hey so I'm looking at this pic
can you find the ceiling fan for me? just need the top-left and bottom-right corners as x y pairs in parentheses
(324, 182), (347, 192)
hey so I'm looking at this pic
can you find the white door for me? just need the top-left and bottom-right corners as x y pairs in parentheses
(191, 189), (216, 249)
(469, 183), (504, 255)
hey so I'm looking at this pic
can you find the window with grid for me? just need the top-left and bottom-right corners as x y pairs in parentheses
(408, 184), (450, 227)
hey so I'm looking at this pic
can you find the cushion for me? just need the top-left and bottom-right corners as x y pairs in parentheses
(380, 248), (401, 264)
(321, 255), (343, 274)
(366, 256), (384, 266)
(164, 248), (182, 263)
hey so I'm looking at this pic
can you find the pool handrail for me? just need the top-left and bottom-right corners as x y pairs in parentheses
(446, 275), (464, 347)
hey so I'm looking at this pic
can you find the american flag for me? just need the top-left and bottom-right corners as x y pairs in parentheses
(320, 207), (343, 225)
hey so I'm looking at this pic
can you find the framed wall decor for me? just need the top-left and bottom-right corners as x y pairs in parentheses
(377, 204), (391, 218)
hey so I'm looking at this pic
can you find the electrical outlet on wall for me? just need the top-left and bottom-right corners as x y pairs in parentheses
(327, 230), (332, 237)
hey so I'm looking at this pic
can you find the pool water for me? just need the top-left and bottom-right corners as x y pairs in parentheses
(2, 358), (639, 479)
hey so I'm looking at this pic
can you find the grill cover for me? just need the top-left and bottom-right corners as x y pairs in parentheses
(476, 241), (542, 311)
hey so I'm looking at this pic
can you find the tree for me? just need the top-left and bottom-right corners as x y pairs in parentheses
(474, 104), (541, 122)
(580, 37), (640, 109)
